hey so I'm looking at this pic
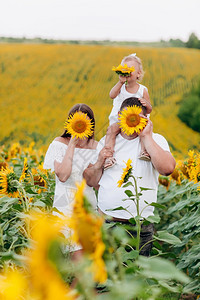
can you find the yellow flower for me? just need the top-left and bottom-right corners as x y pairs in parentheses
(159, 175), (170, 190)
(171, 168), (182, 185)
(118, 105), (147, 136)
(0, 270), (26, 300)
(9, 142), (21, 159)
(64, 111), (94, 139)
(112, 64), (135, 76)
(0, 161), (8, 170)
(117, 159), (133, 187)
(27, 212), (76, 300)
(188, 152), (200, 190)
(31, 168), (47, 193)
(19, 157), (29, 181)
(0, 167), (19, 198)
(69, 180), (107, 283)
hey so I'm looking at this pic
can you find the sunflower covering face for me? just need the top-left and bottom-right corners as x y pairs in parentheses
(64, 111), (94, 139)
(118, 105), (148, 136)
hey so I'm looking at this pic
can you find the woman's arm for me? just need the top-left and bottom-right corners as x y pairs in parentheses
(54, 138), (78, 182)
(140, 120), (176, 175)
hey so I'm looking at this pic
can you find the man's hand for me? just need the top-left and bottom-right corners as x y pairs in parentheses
(139, 119), (153, 139)
(97, 146), (114, 168)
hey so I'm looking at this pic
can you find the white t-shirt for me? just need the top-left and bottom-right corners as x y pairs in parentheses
(109, 83), (148, 125)
(96, 133), (170, 219)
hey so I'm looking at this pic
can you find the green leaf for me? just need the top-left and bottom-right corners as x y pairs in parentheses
(140, 187), (153, 191)
(137, 256), (190, 283)
(145, 215), (160, 224)
(149, 202), (165, 209)
(155, 231), (181, 245)
(122, 182), (134, 188)
(106, 206), (129, 212)
(125, 190), (134, 197)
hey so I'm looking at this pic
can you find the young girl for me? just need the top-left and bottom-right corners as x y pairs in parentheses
(104, 53), (152, 169)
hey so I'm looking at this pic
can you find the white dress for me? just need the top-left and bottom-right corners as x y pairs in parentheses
(109, 83), (148, 125)
(43, 140), (98, 251)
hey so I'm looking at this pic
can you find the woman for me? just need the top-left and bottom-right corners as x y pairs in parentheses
(43, 103), (98, 253)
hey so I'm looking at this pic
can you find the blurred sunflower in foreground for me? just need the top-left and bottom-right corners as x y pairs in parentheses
(118, 105), (147, 136)
(69, 180), (107, 283)
(64, 111), (94, 139)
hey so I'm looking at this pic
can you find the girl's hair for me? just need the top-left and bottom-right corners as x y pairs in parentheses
(121, 54), (145, 82)
(61, 103), (95, 139)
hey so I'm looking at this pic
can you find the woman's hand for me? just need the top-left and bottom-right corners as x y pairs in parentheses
(68, 136), (79, 147)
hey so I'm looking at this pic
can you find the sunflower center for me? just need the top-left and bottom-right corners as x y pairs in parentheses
(72, 120), (87, 133)
(126, 114), (140, 127)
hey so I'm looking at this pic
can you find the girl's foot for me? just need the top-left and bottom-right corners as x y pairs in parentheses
(104, 157), (116, 170)
(138, 152), (151, 161)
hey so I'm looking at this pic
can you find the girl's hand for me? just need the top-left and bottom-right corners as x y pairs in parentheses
(138, 97), (148, 107)
(98, 146), (114, 166)
(119, 75), (128, 84)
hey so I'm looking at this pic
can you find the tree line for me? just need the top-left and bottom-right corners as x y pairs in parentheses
(0, 33), (199, 49)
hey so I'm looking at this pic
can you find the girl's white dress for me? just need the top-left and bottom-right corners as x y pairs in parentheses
(43, 140), (98, 250)
(109, 83), (148, 125)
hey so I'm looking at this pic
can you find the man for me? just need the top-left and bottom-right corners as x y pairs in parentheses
(83, 97), (176, 256)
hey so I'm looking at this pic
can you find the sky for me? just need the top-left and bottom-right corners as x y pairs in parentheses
(0, 0), (199, 42)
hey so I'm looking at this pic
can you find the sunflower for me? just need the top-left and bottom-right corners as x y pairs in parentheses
(69, 180), (107, 283)
(0, 270), (27, 300)
(64, 111), (94, 139)
(31, 168), (47, 194)
(159, 175), (170, 190)
(26, 212), (76, 300)
(0, 167), (19, 198)
(118, 105), (147, 136)
(19, 157), (29, 181)
(117, 159), (133, 187)
(188, 152), (200, 190)
(112, 64), (135, 76)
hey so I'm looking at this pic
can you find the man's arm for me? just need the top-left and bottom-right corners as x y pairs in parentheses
(83, 146), (114, 189)
(140, 120), (176, 175)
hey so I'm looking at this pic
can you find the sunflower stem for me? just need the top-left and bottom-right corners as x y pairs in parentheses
(132, 175), (141, 253)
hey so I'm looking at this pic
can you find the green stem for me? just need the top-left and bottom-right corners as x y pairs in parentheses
(109, 234), (124, 281)
(132, 176), (142, 252)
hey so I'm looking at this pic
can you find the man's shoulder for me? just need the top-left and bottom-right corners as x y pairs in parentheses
(152, 133), (165, 140)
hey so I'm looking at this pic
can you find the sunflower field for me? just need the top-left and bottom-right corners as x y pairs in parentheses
(0, 44), (200, 299)
(0, 44), (200, 157)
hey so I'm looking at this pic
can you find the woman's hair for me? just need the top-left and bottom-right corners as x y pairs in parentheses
(121, 54), (145, 82)
(61, 103), (95, 139)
